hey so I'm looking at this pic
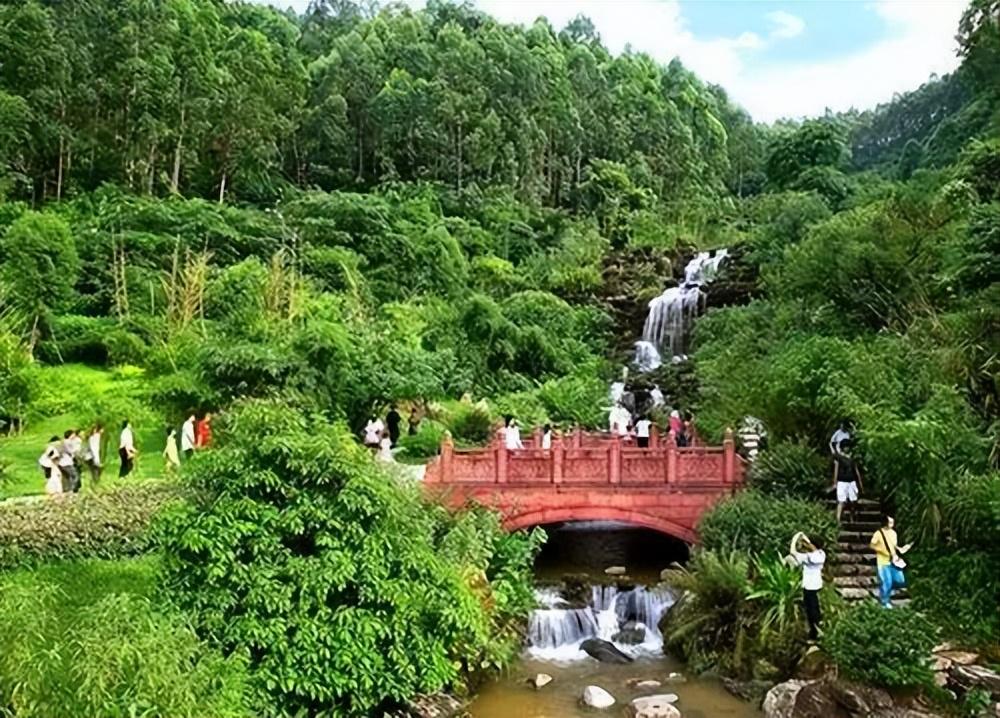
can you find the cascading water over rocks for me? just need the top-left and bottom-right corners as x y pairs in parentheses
(634, 249), (728, 371)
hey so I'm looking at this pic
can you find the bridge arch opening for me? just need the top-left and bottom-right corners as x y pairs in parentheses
(503, 507), (698, 544)
(528, 519), (690, 583)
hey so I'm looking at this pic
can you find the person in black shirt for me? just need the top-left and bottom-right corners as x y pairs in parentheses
(832, 439), (863, 523)
(386, 405), (402, 447)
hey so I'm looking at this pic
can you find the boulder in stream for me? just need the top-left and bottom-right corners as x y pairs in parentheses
(581, 685), (616, 709)
(605, 565), (627, 576)
(613, 620), (646, 645)
(581, 638), (634, 664)
(628, 695), (680, 718)
(527, 673), (552, 690)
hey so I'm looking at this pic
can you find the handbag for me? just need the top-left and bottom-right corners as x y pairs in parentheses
(879, 529), (906, 570)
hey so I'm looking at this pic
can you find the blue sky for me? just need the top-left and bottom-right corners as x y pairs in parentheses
(254, 0), (967, 122)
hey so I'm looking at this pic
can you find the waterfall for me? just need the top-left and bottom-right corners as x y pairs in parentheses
(635, 249), (728, 368)
(526, 584), (675, 661)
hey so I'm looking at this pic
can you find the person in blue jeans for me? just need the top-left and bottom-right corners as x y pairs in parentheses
(870, 515), (912, 607)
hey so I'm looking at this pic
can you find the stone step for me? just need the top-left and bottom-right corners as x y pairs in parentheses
(836, 541), (873, 553)
(838, 530), (877, 543)
(840, 520), (881, 531)
(824, 498), (880, 508)
(838, 586), (910, 601)
(831, 552), (876, 564)
(834, 575), (880, 588)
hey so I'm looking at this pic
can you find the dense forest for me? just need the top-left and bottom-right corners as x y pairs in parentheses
(1, 0), (1000, 716)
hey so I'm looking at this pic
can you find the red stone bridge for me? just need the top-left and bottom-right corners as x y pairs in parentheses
(424, 428), (745, 542)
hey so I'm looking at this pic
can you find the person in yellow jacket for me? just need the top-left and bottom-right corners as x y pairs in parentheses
(870, 515), (913, 608)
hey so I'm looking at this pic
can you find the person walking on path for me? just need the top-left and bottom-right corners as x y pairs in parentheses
(119, 420), (136, 478)
(408, 407), (421, 436)
(181, 413), (196, 458)
(789, 531), (826, 641)
(163, 427), (181, 473)
(363, 414), (384, 451)
(386, 405), (402, 447)
(85, 424), (103, 485)
(195, 412), (213, 449)
(39, 436), (62, 496)
(829, 420), (852, 456)
(59, 429), (81, 493)
(870, 515), (912, 608)
(833, 439), (863, 523)
(376, 430), (395, 463)
(634, 416), (652, 448)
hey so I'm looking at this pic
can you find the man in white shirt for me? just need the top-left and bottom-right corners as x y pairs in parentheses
(86, 425), (103, 485)
(363, 415), (384, 449)
(181, 413), (196, 458)
(634, 416), (652, 448)
(59, 430), (81, 493)
(649, 385), (665, 408)
(119, 420), (136, 478)
(789, 531), (826, 641)
(829, 420), (852, 456)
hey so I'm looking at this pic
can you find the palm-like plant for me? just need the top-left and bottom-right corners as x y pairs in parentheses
(746, 553), (802, 640)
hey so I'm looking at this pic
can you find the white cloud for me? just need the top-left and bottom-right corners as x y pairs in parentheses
(248, 0), (964, 122)
(767, 10), (805, 40)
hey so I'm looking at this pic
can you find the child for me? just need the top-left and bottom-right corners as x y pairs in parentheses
(163, 427), (181, 473)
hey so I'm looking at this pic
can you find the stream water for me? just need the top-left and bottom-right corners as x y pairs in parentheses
(468, 524), (761, 718)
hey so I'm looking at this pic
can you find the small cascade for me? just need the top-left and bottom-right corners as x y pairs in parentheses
(526, 584), (675, 661)
(635, 249), (728, 368)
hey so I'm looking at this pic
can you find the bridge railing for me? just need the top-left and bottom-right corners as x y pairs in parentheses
(425, 427), (744, 488)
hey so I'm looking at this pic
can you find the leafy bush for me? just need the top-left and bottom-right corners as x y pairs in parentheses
(0, 558), (250, 717)
(909, 548), (1000, 656)
(396, 419), (447, 461)
(822, 602), (937, 688)
(0, 482), (185, 568)
(0, 211), (79, 322)
(699, 490), (838, 557)
(750, 440), (830, 499)
(158, 400), (542, 717)
(447, 401), (495, 446)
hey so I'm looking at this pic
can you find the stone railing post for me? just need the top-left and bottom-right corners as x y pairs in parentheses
(665, 432), (677, 485)
(440, 431), (454, 483)
(609, 434), (622, 485)
(533, 426), (542, 448)
(572, 426), (582, 449)
(650, 424), (659, 449)
(552, 431), (564, 484)
(723, 427), (736, 485)
(496, 427), (508, 484)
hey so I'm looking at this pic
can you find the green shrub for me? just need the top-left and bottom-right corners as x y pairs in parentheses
(909, 548), (1000, 656)
(822, 602), (937, 688)
(447, 401), (495, 445)
(0, 482), (185, 568)
(0, 559), (250, 717)
(750, 440), (830, 499)
(158, 400), (542, 717)
(396, 419), (447, 461)
(699, 490), (838, 557)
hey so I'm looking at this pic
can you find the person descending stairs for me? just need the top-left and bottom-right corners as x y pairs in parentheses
(825, 498), (910, 607)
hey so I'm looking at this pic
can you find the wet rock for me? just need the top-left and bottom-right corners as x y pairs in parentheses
(723, 677), (775, 705)
(628, 694), (681, 718)
(930, 655), (952, 672)
(527, 673), (552, 690)
(764, 678), (946, 718)
(561, 573), (590, 606)
(938, 651), (979, 667)
(605, 565), (627, 576)
(581, 638), (634, 664)
(613, 621), (646, 645)
(762, 680), (842, 718)
(626, 678), (662, 689)
(796, 645), (831, 680)
(390, 693), (467, 718)
(582, 685), (616, 709)
(664, 672), (687, 684)
(949, 664), (1000, 696)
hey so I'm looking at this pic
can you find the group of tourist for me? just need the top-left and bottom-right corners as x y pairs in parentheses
(786, 419), (913, 642)
(362, 405), (422, 462)
(37, 412), (214, 496)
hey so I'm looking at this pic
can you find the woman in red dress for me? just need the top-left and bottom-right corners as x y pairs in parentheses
(195, 412), (213, 449)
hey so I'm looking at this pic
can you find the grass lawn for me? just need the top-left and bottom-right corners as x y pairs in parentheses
(1, 363), (169, 500)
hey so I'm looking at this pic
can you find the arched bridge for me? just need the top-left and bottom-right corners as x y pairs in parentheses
(423, 428), (745, 542)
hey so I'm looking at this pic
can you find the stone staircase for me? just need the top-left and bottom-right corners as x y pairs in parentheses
(826, 499), (910, 607)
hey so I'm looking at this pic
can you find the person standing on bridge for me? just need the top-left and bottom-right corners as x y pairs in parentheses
(541, 424), (552, 450)
(789, 531), (826, 641)
(504, 416), (524, 450)
(634, 415), (652, 448)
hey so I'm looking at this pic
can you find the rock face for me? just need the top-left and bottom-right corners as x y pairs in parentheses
(582, 685), (616, 709)
(950, 664), (1000, 695)
(762, 679), (942, 718)
(613, 620), (646, 645)
(581, 638), (634, 664)
(628, 695), (681, 718)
